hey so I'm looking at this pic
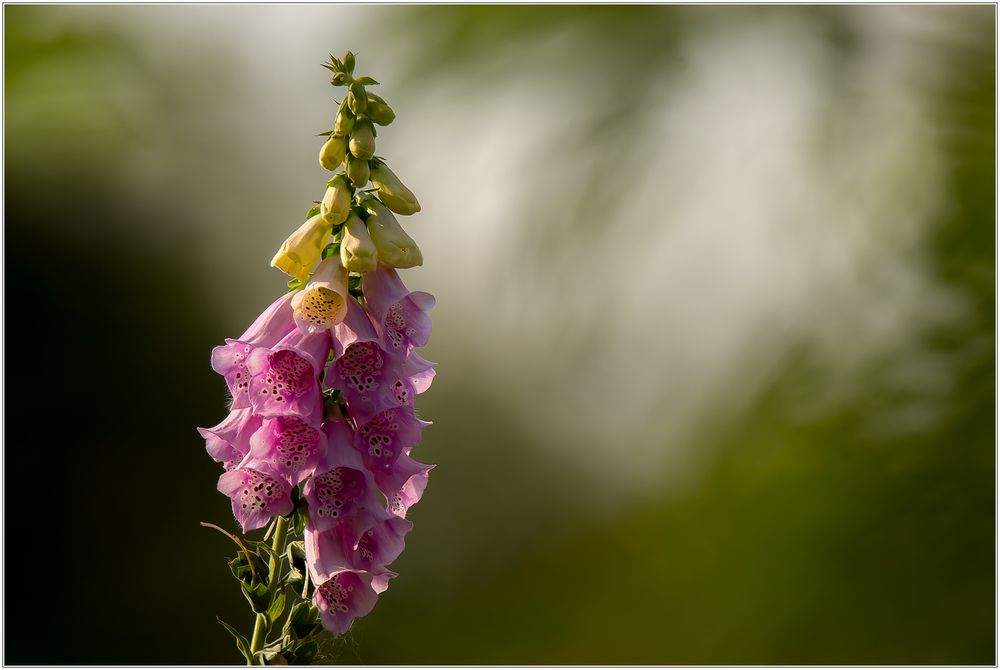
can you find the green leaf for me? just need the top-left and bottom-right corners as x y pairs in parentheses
(294, 639), (319, 664)
(217, 618), (253, 664)
(267, 590), (287, 624)
(354, 76), (379, 85)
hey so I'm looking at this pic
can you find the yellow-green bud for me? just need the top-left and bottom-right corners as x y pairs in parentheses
(340, 212), (378, 273)
(349, 119), (376, 160)
(318, 135), (347, 171)
(364, 199), (422, 268)
(270, 214), (333, 280)
(348, 82), (368, 115)
(370, 162), (420, 215)
(320, 175), (352, 225)
(334, 98), (355, 136)
(367, 102), (395, 126)
(346, 154), (370, 188)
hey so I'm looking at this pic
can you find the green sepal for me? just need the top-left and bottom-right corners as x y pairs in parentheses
(321, 241), (338, 260)
(292, 496), (309, 536)
(255, 643), (289, 665)
(285, 564), (304, 591)
(327, 55), (344, 71)
(348, 273), (364, 299)
(306, 204), (321, 218)
(228, 551), (267, 586)
(267, 590), (287, 625)
(354, 76), (378, 85)
(241, 579), (271, 614)
(255, 540), (281, 566)
(287, 277), (304, 292)
(283, 601), (322, 641)
(217, 618), (254, 664)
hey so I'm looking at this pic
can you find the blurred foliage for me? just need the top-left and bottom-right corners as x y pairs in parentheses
(3, 4), (994, 665)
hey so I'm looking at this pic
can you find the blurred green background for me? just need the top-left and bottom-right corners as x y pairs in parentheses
(4, 4), (994, 664)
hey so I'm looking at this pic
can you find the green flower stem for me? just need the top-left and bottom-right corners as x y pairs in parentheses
(267, 515), (289, 588)
(248, 614), (267, 666)
(249, 515), (290, 664)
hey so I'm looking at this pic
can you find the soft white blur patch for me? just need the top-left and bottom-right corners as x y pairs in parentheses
(45, 6), (968, 504)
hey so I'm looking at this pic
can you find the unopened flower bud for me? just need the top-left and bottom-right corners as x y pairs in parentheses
(370, 161), (420, 215)
(291, 256), (349, 331)
(331, 72), (350, 86)
(367, 102), (395, 126)
(365, 93), (396, 126)
(334, 98), (355, 136)
(347, 154), (370, 188)
(340, 212), (378, 273)
(318, 135), (347, 171)
(321, 175), (352, 225)
(349, 120), (376, 160)
(364, 199), (422, 269)
(271, 214), (334, 280)
(348, 82), (368, 115)
(343, 51), (356, 74)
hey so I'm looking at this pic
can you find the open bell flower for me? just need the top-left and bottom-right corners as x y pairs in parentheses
(329, 298), (407, 424)
(217, 464), (294, 533)
(353, 405), (433, 517)
(364, 199), (422, 269)
(305, 515), (412, 577)
(363, 263), (434, 358)
(369, 161), (420, 215)
(211, 292), (297, 408)
(198, 408), (263, 471)
(246, 328), (331, 427)
(313, 570), (393, 637)
(271, 214), (334, 281)
(291, 256), (350, 334)
(248, 415), (326, 485)
(340, 212), (378, 273)
(303, 415), (391, 537)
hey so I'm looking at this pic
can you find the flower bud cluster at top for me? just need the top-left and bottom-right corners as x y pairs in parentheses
(200, 52), (435, 662)
(271, 51), (423, 287)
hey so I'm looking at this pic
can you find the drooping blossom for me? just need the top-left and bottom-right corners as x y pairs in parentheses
(291, 256), (350, 334)
(248, 415), (325, 484)
(270, 214), (334, 280)
(246, 328), (331, 427)
(198, 408), (263, 471)
(313, 570), (393, 637)
(353, 405), (433, 517)
(363, 263), (435, 359)
(217, 464), (294, 533)
(327, 298), (406, 424)
(211, 292), (296, 408)
(306, 516), (412, 578)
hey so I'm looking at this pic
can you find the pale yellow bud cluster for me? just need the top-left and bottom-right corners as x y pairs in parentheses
(270, 51), (424, 299)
